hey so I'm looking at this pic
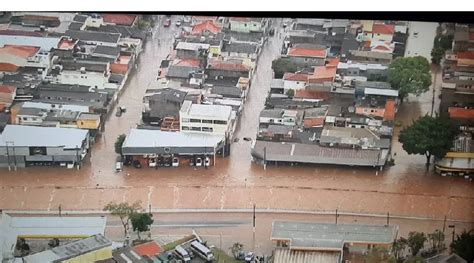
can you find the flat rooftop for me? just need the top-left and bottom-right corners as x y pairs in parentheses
(271, 221), (398, 250)
(0, 125), (89, 149)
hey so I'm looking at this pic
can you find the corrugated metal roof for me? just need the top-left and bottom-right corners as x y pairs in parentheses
(273, 249), (340, 263)
(123, 129), (223, 149)
(271, 221), (397, 250)
(0, 35), (60, 51)
(0, 125), (88, 148)
(364, 87), (398, 97)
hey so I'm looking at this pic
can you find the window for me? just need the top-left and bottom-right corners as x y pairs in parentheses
(213, 120), (227, 125)
(182, 118), (190, 122)
(190, 119), (201, 123)
(304, 58), (308, 62)
(23, 117), (28, 121)
(244, 23), (248, 27)
(182, 126), (190, 130)
(370, 109), (375, 113)
(32, 118), (37, 121)
(202, 127), (213, 132)
(364, 109), (368, 113)
(191, 127), (201, 131)
(202, 119), (213, 124)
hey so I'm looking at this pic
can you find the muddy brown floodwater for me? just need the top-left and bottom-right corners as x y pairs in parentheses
(0, 16), (473, 241)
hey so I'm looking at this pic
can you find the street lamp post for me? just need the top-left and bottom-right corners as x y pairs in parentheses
(253, 203), (256, 252)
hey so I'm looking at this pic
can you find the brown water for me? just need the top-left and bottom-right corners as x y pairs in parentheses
(1, 17), (473, 229)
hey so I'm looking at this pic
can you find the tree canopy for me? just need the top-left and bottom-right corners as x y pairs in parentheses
(398, 115), (456, 167)
(450, 230), (474, 262)
(115, 134), (127, 155)
(103, 201), (142, 237)
(272, 58), (298, 78)
(130, 212), (154, 240)
(365, 247), (396, 263)
(407, 231), (427, 256)
(388, 56), (432, 101)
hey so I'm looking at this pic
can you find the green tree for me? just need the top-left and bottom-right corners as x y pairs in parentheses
(392, 237), (408, 260)
(398, 115), (456, 167)
(115, 134), (126, 156)
(103, 201), (142, 237)
(427, 229), (445, 253)
(130, 212), (154, 240)
(388, 56), (432, 102)
(229, 242), (244, 259)
(407, 231), (427, 256)
(272, 58), (298, 78)
(286, 88), (295, 98)
(365, 247), (396, 263)
(450, 230), (474, 262)
(431, 47), (445, 65)
(434, 34), (454, 50)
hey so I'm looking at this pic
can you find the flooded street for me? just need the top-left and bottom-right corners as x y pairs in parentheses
(0, 16), (473, 253)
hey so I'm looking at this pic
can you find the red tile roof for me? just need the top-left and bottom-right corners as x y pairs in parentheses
(133, 241), (163, 257)
(310, 66), (337, 83)
(173, 58), (201, 67)
(0, 45), (39, 58)
(295, 90), (329, 100)
(110, 63), (128, 75)
(101, 14), (137, 26)
(192, 21), (221, 35)
(457, 51), (474, 60)
(383, 100), (396, 121)
(326, 58), (340, 68)
(288, 47), (327, 58)
(58, 39), (76, 50)
(0, 63), (18, 72)
(372, 23), (395, 35)
(283, 72), (309, 82)
(208, 61), (250, 72)
(304, 118), (325, 128)
(0, 85), (17, 94)
(449, 107), (474, 120)
(373, 45), (391, 51)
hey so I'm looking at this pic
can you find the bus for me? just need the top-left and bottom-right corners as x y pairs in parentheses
(174, 245), (191, 262)
(190, 241), (214, 261)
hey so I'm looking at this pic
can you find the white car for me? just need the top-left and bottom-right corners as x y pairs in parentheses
(172, 157), (179, 167)
(245, 252), (255, 262)
(195, 157), (202, 167)
(204, 156), (210, 167)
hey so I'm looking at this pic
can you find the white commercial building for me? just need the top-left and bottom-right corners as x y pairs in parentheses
(179, 101), (232, 137)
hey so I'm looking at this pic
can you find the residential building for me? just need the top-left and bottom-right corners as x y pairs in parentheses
(142, 88), (187, 125)
(371, 23), (395, 42)
(286, 46), (327, 67)
(0, 125), (89, 168)
(0, 212), (106, 262)
(50, 59), (112, 90)
(270, 221), (398, 263)
(191, 20), (221, 36)
(354, 81), (398, 121)
(101, 13), (137, 26)
(228, 17), (264, 33)
(207, 59), (251, 79)
(0, 45), (51, 69)
(65, 30), (120, 47)
(0, 35), (61, 52)
(221, 42), (260, 61)
(348, 50), (393, 64)
(165, 58), (203, 84)
(283, 72), (308, 91)
(184, 33), (224, 58)
(179, 101), (233, 136)
(259, 109), (298, 127)
(0, 85), (16, 108)
(23, 234), (112, 262)
(35, 89), (108, 113)
(175, 42), (210, 59)
(337, 61), (388, 79)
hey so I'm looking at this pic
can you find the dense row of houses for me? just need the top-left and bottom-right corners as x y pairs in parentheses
(436, 23), (474, 176)
(0, 12), (145, 169)
(252, 19), (402, 169)
(121, 16), (268, 168)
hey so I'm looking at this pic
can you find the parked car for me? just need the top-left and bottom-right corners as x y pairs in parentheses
(172, 157), (179, 167)
(115, 161), (123, 172)
(115, 109), (122, 117)
(245, 252), (255, 262)
(133, 160), (142, 168)
(195, 157), (202, 167)
(189, 158), (195, 166)
(164, 19), (171, 27)
(175, 20), (182, 27)
(269, 28), (275, 36)
(204, 156), (210, 167)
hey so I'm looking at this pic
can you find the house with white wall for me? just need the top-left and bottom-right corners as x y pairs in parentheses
(229, 17), (264, 33)
(283, 72), (308, 92)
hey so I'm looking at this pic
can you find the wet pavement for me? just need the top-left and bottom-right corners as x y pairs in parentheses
(1, 16), (473, 248)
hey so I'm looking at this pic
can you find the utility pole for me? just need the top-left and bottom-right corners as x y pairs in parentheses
(386, 212), (390, 226)
(263, 147), (267, 170)
(76, 145), (80, 170)
(335, 209), (338, 224)
(442, 215), (447, 234)
(5, 142), (11, 171)
(253, 203), (256, 252)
